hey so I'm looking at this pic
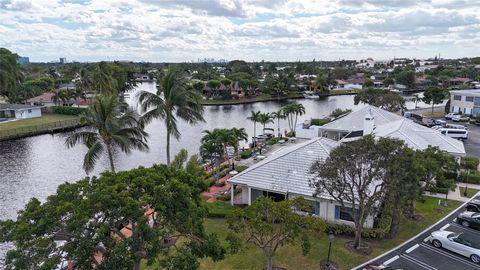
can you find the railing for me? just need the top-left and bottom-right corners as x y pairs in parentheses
(0, 119), (81, 141)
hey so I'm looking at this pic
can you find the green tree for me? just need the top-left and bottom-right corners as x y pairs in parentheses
(329, 108), (352, 118)
(201, 128), (237, 166)
(0, 165), (225, 270)
(0, 48), (23, 102)
(423, 86), (448, 114)
(272, 110), (286, 137)
(247, 110), (261, 142)
(92, 62), (117, 94)
(65, 95), (149, 173)
(383, 77), (394, 87)
(363, 78), (374, 88)
(310, 136), (394, 250)
(354, 88), (406, 112)
(258, 112), (274, 135)
(281, 102), (306, 134)
(461, 156), (480, 196)
(395, 69), (415, 88)
(138, 69), (205, 164)
(227, 197), (324, 270)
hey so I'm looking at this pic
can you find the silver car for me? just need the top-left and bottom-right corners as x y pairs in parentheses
(427, 230), (480, 263)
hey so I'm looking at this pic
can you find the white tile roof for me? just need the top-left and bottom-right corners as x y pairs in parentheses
(372, 118), (466, 156)
(319, 105), (403, 132)
(228, 137), (338, 198)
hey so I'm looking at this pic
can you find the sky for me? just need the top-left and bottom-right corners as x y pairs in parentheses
(1, 0), (479, 62)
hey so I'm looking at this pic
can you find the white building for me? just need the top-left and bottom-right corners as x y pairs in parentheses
(319, 105), (466, 156)
(449, 89), (480, 116)
(0, 104), (43, 120)
(228, 137), (375, 228)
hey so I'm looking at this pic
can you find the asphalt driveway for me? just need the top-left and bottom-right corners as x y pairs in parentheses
(354, 194), (480, 270)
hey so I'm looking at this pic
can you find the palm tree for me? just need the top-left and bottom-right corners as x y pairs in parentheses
(258, 112), (274, 135)
(65, 94), (149, 174)
(92, 62), (116, 94)
(247, 110), (261, 143)
(282, 102), (306, 135)
(230, 127), (248, 158)
(271, 110), (286, 138)
(138, 69), (204, 164)
(201, 128), (237, 165)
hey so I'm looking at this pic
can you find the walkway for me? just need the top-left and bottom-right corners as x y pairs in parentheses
(424, 182), (480, 203)
(201, 175), (231, 203)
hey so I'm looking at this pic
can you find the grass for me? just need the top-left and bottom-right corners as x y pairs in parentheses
(0, 113), (80, 138)
(199, 197), (461, 270)
(460, 187), (480, 198)
(422, 111), (446, 118)
(141, 197), (462, 270)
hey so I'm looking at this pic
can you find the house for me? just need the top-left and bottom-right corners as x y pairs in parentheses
(449, 77), (471, 86)
(449, 89), (480, 115)
(0, 103), (43, 120)
(228, 137), (375, 228)
(331, 79), (363, 90)
(26, 92), (57, 107)
(319, 105), (466, 156)
(415, 65), (438, 73)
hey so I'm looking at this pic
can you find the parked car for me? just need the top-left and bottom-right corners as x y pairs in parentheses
(427, 230), (480, 263)
(466, 199), (480, 212)
(445, 123), (467, 130)
(457, 211), (480, 230)
(452, 115), (470, 122)
(446, 113), (460, 120)
(433, 119), (447, 126)
(437, 128), (468, 140)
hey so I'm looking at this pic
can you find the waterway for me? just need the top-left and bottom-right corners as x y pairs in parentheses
(0, 82), (439, 264)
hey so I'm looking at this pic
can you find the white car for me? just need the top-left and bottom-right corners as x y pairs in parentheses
(427, 230), (480, 263)
(446, 113), (460, 120)
(452, 115), (470, 122)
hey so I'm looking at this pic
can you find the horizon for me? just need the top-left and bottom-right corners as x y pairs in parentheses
(2, 0), (480, 62)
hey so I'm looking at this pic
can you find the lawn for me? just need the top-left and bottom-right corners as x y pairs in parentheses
(460, 187), (480, 198)
(141, 197), (462, 270)
(199, 197), (461, 270)
(0, 113), (79, 137)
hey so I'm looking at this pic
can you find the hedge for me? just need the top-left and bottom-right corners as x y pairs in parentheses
(458, 172), (480, 184)
(52, 106), (87, 115)
(311, 118), (331, 126)
(240, 149), (254, 159)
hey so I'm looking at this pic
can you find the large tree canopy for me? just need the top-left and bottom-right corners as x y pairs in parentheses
(354, 88), (406, 112)
(0, 165), (225, 270)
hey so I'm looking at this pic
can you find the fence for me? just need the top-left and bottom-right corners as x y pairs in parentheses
(0, 119), (82, 141)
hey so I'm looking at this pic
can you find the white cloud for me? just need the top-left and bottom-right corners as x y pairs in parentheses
(0, 0), (478, 61)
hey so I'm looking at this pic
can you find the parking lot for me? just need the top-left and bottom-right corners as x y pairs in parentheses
(356, 195), (480, 270)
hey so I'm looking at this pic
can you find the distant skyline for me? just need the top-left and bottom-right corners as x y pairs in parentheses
(1, 0), (480, 62)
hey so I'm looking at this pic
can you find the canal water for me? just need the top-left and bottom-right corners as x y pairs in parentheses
(0, 82), (439, 264)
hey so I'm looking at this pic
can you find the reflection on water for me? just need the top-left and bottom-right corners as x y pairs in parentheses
(0, 82), (440, 264)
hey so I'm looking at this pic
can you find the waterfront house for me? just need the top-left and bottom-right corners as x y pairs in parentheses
(228, 137), (375, 228)
(0, 103), (43, 121)
(319, 105), (466, 156)
(26, 92), (57, 107)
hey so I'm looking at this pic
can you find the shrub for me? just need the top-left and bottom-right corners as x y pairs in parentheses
(267, 137), (280, 145)
(52, 106), (87, 115)
(236, 165), (249, 172)
(329, 108), (352, 118)
(240, 149), (253, 159)
(458, 172), (480, 184)
(286, 131), (295, 137)
(311, 118), (330, 126)
(324, 223), (387, 239)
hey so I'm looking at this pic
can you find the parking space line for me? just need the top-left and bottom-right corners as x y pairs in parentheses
(420, 243), (480, 268)
(401, 254), (437, 270)
(449, 222), (480, 236)
(406, 243), (419, 254)
(383, 255), (399, 265)
(440, 224), (450, 231)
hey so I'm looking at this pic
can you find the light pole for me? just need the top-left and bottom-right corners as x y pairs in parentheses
(326, 232), (335, 268)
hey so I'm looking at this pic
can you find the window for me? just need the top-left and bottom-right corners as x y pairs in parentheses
(335, 206), (355, 222)
(297, 200), (319, 215)
(448, 130), (467, 135)
(454, 95), (462, 101)
(466, 96), (474, 102)
(28, 109), (32, 113)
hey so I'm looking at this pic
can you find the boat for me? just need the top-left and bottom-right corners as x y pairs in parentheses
(302, 91), (319, 99)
